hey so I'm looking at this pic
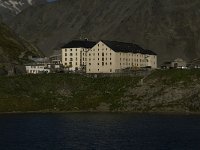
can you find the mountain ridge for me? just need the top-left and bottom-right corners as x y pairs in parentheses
(8, 0), (200, 64)
(0, 0), (46, 22)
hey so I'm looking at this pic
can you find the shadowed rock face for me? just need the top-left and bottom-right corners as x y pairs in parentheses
(0, 0), (46, 22)
(0, 23), (42, 63)
(8, 0), (200, 64)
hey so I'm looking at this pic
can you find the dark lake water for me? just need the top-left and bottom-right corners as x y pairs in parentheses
(0, 113), (200, 150)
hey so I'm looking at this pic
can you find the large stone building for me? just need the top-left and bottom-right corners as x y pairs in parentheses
(86, 41), (157, 73)
(61, 40), (96, 71)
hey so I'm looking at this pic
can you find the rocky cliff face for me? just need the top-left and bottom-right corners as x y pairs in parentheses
(0, 23), (42, 75)
(8, 0), (200, 64)
(0, 0), (46, 22)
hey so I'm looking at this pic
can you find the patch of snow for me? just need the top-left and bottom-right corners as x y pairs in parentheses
(27, 0), (32, 5)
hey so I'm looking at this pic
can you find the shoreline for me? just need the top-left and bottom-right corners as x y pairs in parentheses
(1, 110), (200, 115)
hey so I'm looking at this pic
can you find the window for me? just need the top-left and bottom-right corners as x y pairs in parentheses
(65, 63), (67, 66)
(102, 58), (104, 61)
(76, 53), (77, 56)
(110, 69), (112, 72)
(65, 53), (67, 56)
(98, 53), (99, 56)
(110, 62), (112, 65)
(65, 58), (67, 61)
(110, 58), (112, 60)
(98, 69), (100, 71)
(76, 49), (77, 51)
(102, 53), (104, 56)
(98, 58), (99, 61)
(70, 58), (73, 61)
(110, 53), (112, 55)
(76, 62), (78, 65)
(76, 58), (78, 61)
(70, 53), (73, 56)
(69, 62), (72, 66)
(98, 63), (99, 65)
(89, 63), (91, 66)
(98, 44), (99, 47)
(102, 62), (104, 66)
(83, 53), (85, 56)
(70, 49), (72, 51)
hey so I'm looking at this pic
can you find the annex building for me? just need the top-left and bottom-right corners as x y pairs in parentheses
(86, 41), (157, 73)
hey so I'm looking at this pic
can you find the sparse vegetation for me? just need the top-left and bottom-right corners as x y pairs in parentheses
(1, 70), (200, 113)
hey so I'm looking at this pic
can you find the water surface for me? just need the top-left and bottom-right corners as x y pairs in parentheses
(0, 113), (200, 150)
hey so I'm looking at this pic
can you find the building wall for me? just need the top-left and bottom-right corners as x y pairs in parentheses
(146, 55), (157, 69)
(86, 41), (157, 73)
(25, 66), (50, 74)
(61, 48), (90, 71)
(86, 41), (117, 73)
(115, 53), (152, 69)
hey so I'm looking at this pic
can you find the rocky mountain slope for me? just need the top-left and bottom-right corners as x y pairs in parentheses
(0, 23), (42, 74)
(0, 0), (46, 22)
(8, 0), (200, 64)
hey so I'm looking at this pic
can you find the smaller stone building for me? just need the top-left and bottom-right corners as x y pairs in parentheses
(162, 58), (186, 69)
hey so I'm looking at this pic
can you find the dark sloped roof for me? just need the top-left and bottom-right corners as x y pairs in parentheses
(62, 40), (96, 49)
(102, 40), (157, 55)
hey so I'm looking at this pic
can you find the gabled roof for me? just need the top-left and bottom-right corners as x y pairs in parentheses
(62, 40), (96, 49)
(101, 40), (157, 55)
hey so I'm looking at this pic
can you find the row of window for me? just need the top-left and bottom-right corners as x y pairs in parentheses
(120, 58), (148, 62)
(88, 62), (112, 66)
(65, 58), (79, 61)
(88, 53), (112, 56)
(65, 53), (79, 56)
(64, 62), (79, 66)
(64, 48), (86, 52)
(88, 57), (112, 61)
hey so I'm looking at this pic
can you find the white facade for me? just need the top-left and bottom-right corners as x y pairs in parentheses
(61, 48), (89, 71)
(86, 41), (157, 73)
(25, 65), (50, 74)
(61, 40), (96, 71)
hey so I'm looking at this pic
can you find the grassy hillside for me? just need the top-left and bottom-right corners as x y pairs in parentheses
(0, 70), (200, 113)
(0, 74), (141, 112)
(0, 23), (42, 64)
(9, 0), (200, 64)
